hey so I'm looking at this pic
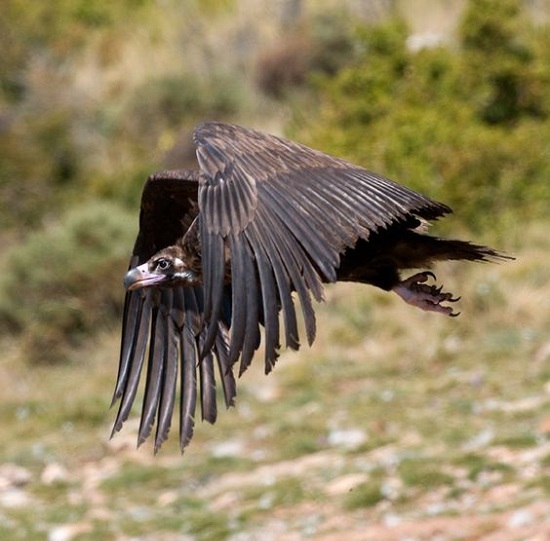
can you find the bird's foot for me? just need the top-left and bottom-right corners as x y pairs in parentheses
(392, 271), (460, 317)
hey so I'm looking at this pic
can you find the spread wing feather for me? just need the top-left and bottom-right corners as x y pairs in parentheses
(238, 236), (262, 376)
(112, 290), (151, 435)
(247, 219), (281, 373)
(254, 209), (300, 351)
(198, 347), (217, 423)
(194, 122), (450, 370)
(112, 171), (237, 453)
(155, 315), (178, 451)
(180, 326), (197, 449)
(138, 290), (166, 445)
(227, 234), (249, 365)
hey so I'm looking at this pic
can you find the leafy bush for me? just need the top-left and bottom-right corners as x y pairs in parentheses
(0, 108), (84, 229)
(0, 0), (154, 102)
(255, 36), (313, 98)
(254, 11), (360, 99)
(0, 200), (136, 364)
(290, 0), (550, 232)
(123, 73), (244, 143)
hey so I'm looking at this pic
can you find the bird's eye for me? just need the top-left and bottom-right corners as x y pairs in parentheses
(156, 258), (171, 271)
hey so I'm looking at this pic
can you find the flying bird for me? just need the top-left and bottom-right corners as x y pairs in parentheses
(111, 121), (509, 452)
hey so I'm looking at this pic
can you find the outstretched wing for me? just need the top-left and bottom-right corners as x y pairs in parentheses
(111, 170), (236, 452)
(195, 122), (451, 374)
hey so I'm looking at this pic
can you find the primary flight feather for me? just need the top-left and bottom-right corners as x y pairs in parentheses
(112, 121), (509, 452)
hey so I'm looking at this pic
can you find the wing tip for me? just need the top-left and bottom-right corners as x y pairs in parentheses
(109, 392), (121, 410)
(109, 423), (121, 441)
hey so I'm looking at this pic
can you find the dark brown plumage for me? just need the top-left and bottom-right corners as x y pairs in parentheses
(111, 121), (510, 452)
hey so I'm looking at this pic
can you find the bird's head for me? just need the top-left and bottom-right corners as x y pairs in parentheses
(124, 246), (199, 291)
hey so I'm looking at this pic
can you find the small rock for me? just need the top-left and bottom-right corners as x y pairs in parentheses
(327, 428), (367, 450)
(381, 477), (403, 500)
(507, 508), (534, 528)
(41, 463), (70, 485)
(0, 463), (32, 489)
(462, 428), (494, 451)
(210, 438), (246, 458)
(0, 488), (32, 508)
(48, 523), (92, 541)
(158, 490), (178, 506)
(382, 512), (402, 527)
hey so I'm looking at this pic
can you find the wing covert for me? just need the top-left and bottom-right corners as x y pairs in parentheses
(194, 122), (451, 372)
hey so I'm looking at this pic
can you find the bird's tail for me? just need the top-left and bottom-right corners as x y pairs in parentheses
(423, 237), (513, 264)
(386, 229), (514, 270)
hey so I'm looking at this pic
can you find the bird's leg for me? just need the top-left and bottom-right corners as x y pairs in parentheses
(392, 271), (460, 317)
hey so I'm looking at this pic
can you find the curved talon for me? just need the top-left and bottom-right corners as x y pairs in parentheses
(392, 271), (463, 317)
(422, 271), (437, 282)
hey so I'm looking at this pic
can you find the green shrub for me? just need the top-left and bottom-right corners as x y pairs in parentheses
(0, 0), (154, 102)
(0, 108), (83, 229)
(255, 36), (313, 98)
(290, 0), (550, 232)
(254, 11), (359, 98)
(123, 73), (244, 143)
(0, 200), (136, 363)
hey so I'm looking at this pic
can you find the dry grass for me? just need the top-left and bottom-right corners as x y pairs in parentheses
(0, 220), (548, 540)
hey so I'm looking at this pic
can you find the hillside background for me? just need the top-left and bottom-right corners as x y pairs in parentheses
(0, 0), (549, 539)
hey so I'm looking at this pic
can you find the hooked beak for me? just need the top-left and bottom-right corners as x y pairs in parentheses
(124, 262), (166, 291)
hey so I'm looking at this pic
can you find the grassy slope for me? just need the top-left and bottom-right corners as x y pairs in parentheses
(0, 220), (548, 540)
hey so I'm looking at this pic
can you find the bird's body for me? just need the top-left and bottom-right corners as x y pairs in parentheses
(112, 121), (509, 452)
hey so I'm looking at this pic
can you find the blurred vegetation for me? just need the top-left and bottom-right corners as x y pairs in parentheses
(0, 0), (548, 362)
(0, 0), (153, 101)
(291, 0), (550, 233)
(0, 202), (135, 363)
(254, 10), (359, 98)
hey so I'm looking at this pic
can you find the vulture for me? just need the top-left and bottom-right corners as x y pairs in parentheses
(111, 121), (509, 452)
